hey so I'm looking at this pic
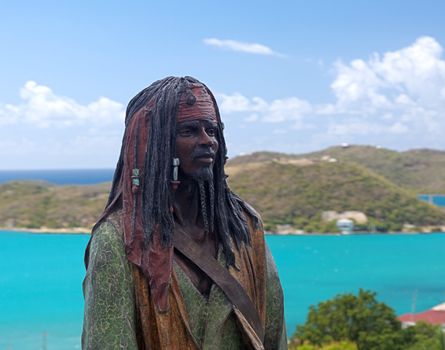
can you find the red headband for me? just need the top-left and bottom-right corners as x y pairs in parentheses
(178, 84), (217, 122)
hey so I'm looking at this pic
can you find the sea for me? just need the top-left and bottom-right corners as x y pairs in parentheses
(1, 170), (445, 349)
(418, 194), (445, 207)
(0, 169), (114, 185)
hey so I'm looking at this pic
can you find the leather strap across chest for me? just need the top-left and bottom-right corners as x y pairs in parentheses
(173, 229), (265, 343)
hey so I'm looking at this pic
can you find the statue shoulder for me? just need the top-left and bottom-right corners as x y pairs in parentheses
(83, 211), (138, 350)
(87, 209), (125, 269)
(240, 200), (264, 234)
(229, 191), (263, 229)
(243, 201), (263, 222)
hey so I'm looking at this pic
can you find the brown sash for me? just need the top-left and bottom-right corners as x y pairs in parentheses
(173, 229), (265, 343)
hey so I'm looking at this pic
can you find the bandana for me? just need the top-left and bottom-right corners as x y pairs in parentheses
(178, 84), (217, 122)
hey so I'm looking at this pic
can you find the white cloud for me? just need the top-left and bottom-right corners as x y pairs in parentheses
(325, 36), (445, 137)
(218, 93), (311, 127)
(0, 81), (124, 127)
(0, 81), (125, 168)
(218, 93), (267, 113)
(331, 37), (445, 109)
(220, 36), (445, 147)
(265, 98), (312, 123)
(330, 36), (445, 113)
(203, 38), (284, 57)
(330, 58), (390, 112)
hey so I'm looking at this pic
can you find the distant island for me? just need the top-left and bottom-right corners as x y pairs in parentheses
(2, 145), (445, 234)
(0, 181), (109, 233)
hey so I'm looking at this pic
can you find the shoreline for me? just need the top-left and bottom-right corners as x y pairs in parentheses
(2, 227), (444, 236)
(266, 231), (445, 236)
(0, 227), (91, 234)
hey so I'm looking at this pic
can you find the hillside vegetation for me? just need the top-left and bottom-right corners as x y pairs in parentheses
(0, 181), (109, 230)
(226, 158), (445, 233)
(230, 146), (445, 194)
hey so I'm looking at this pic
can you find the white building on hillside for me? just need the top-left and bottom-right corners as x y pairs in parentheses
(336, 218), (354, 234)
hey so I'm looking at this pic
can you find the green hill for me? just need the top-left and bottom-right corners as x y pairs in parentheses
(226, 159), (445, 233)
(0, 181), (109, 230)
(306, 146), (445, 194)
(229, 145), (445, 194)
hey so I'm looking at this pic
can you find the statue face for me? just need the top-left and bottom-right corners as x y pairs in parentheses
(175, 118), (219, 180)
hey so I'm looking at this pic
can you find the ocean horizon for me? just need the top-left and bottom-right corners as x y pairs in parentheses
(0, 169), (114, 185)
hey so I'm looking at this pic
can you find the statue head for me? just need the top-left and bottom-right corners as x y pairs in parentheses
(175, 81), (220, 181)
(98, 76), (257, 268)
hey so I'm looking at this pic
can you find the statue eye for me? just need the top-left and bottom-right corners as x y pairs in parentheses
(206, 127), (216, 137)
(178, 126), (196, 136)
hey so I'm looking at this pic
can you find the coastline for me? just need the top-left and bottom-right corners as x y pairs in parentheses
(0, 227), (91, 234)
(265, 231), (445, 236)
(2, 227), (444, 236)
(268, 225), (445, 235)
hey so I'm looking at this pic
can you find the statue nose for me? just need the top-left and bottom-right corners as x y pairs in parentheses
(198, 128), (213, 145)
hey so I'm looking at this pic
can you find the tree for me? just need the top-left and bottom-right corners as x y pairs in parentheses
(293, 289), (404, 350)
(290, 341), (357, 350)
(402, 322), (445, 350)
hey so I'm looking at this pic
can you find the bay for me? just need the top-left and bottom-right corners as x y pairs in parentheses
(0, 169), (114, 185)
(1, 231), (445, 349)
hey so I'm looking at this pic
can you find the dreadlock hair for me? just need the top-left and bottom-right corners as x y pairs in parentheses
(103, 76), (260, 267)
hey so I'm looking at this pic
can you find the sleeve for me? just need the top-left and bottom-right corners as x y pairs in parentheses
(264, 243), (288, 350)
(82, 221), (138, 350)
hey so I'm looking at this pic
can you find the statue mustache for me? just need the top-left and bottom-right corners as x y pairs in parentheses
(191, 146), (216, 159)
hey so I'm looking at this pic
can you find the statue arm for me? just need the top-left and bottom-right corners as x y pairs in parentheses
(82, 221), (138, 350)
(264, 243), (288, 350)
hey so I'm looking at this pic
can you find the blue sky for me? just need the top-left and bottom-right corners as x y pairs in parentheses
(1, 0), (445, 169)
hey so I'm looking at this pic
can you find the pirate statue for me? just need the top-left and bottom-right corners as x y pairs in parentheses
(82, 76), (287, 350)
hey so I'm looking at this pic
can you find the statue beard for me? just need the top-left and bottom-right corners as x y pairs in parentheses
(191, 168), (215, 235)
(191, 166), (213, 182)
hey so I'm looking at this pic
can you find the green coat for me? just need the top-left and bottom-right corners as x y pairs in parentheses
(82, 219), (287, 349)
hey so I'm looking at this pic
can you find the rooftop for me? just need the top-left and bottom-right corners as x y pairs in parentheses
(399, 303), (445, 325)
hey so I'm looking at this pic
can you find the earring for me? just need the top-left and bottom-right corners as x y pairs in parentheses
(131, 168), (140, 194)
(171, 158), (180, 191)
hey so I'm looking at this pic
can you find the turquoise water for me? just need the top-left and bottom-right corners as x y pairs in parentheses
(0, 232), (87, 350)
(267, 234), (445, 336)
(0, 169), (113, 185)
(418, 194), (445, 207)
(1, 232), (445, 349)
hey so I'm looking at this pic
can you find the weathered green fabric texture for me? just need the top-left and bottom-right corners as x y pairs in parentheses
(82, 221), (138, 350)
(174, 249), (244, 349)
(174, 244), (287, 349)
(82, 221), (287, 349)
(173, 263), (209, 344)
(205, 287), (243, 350)
(264, 245), (288, 350)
